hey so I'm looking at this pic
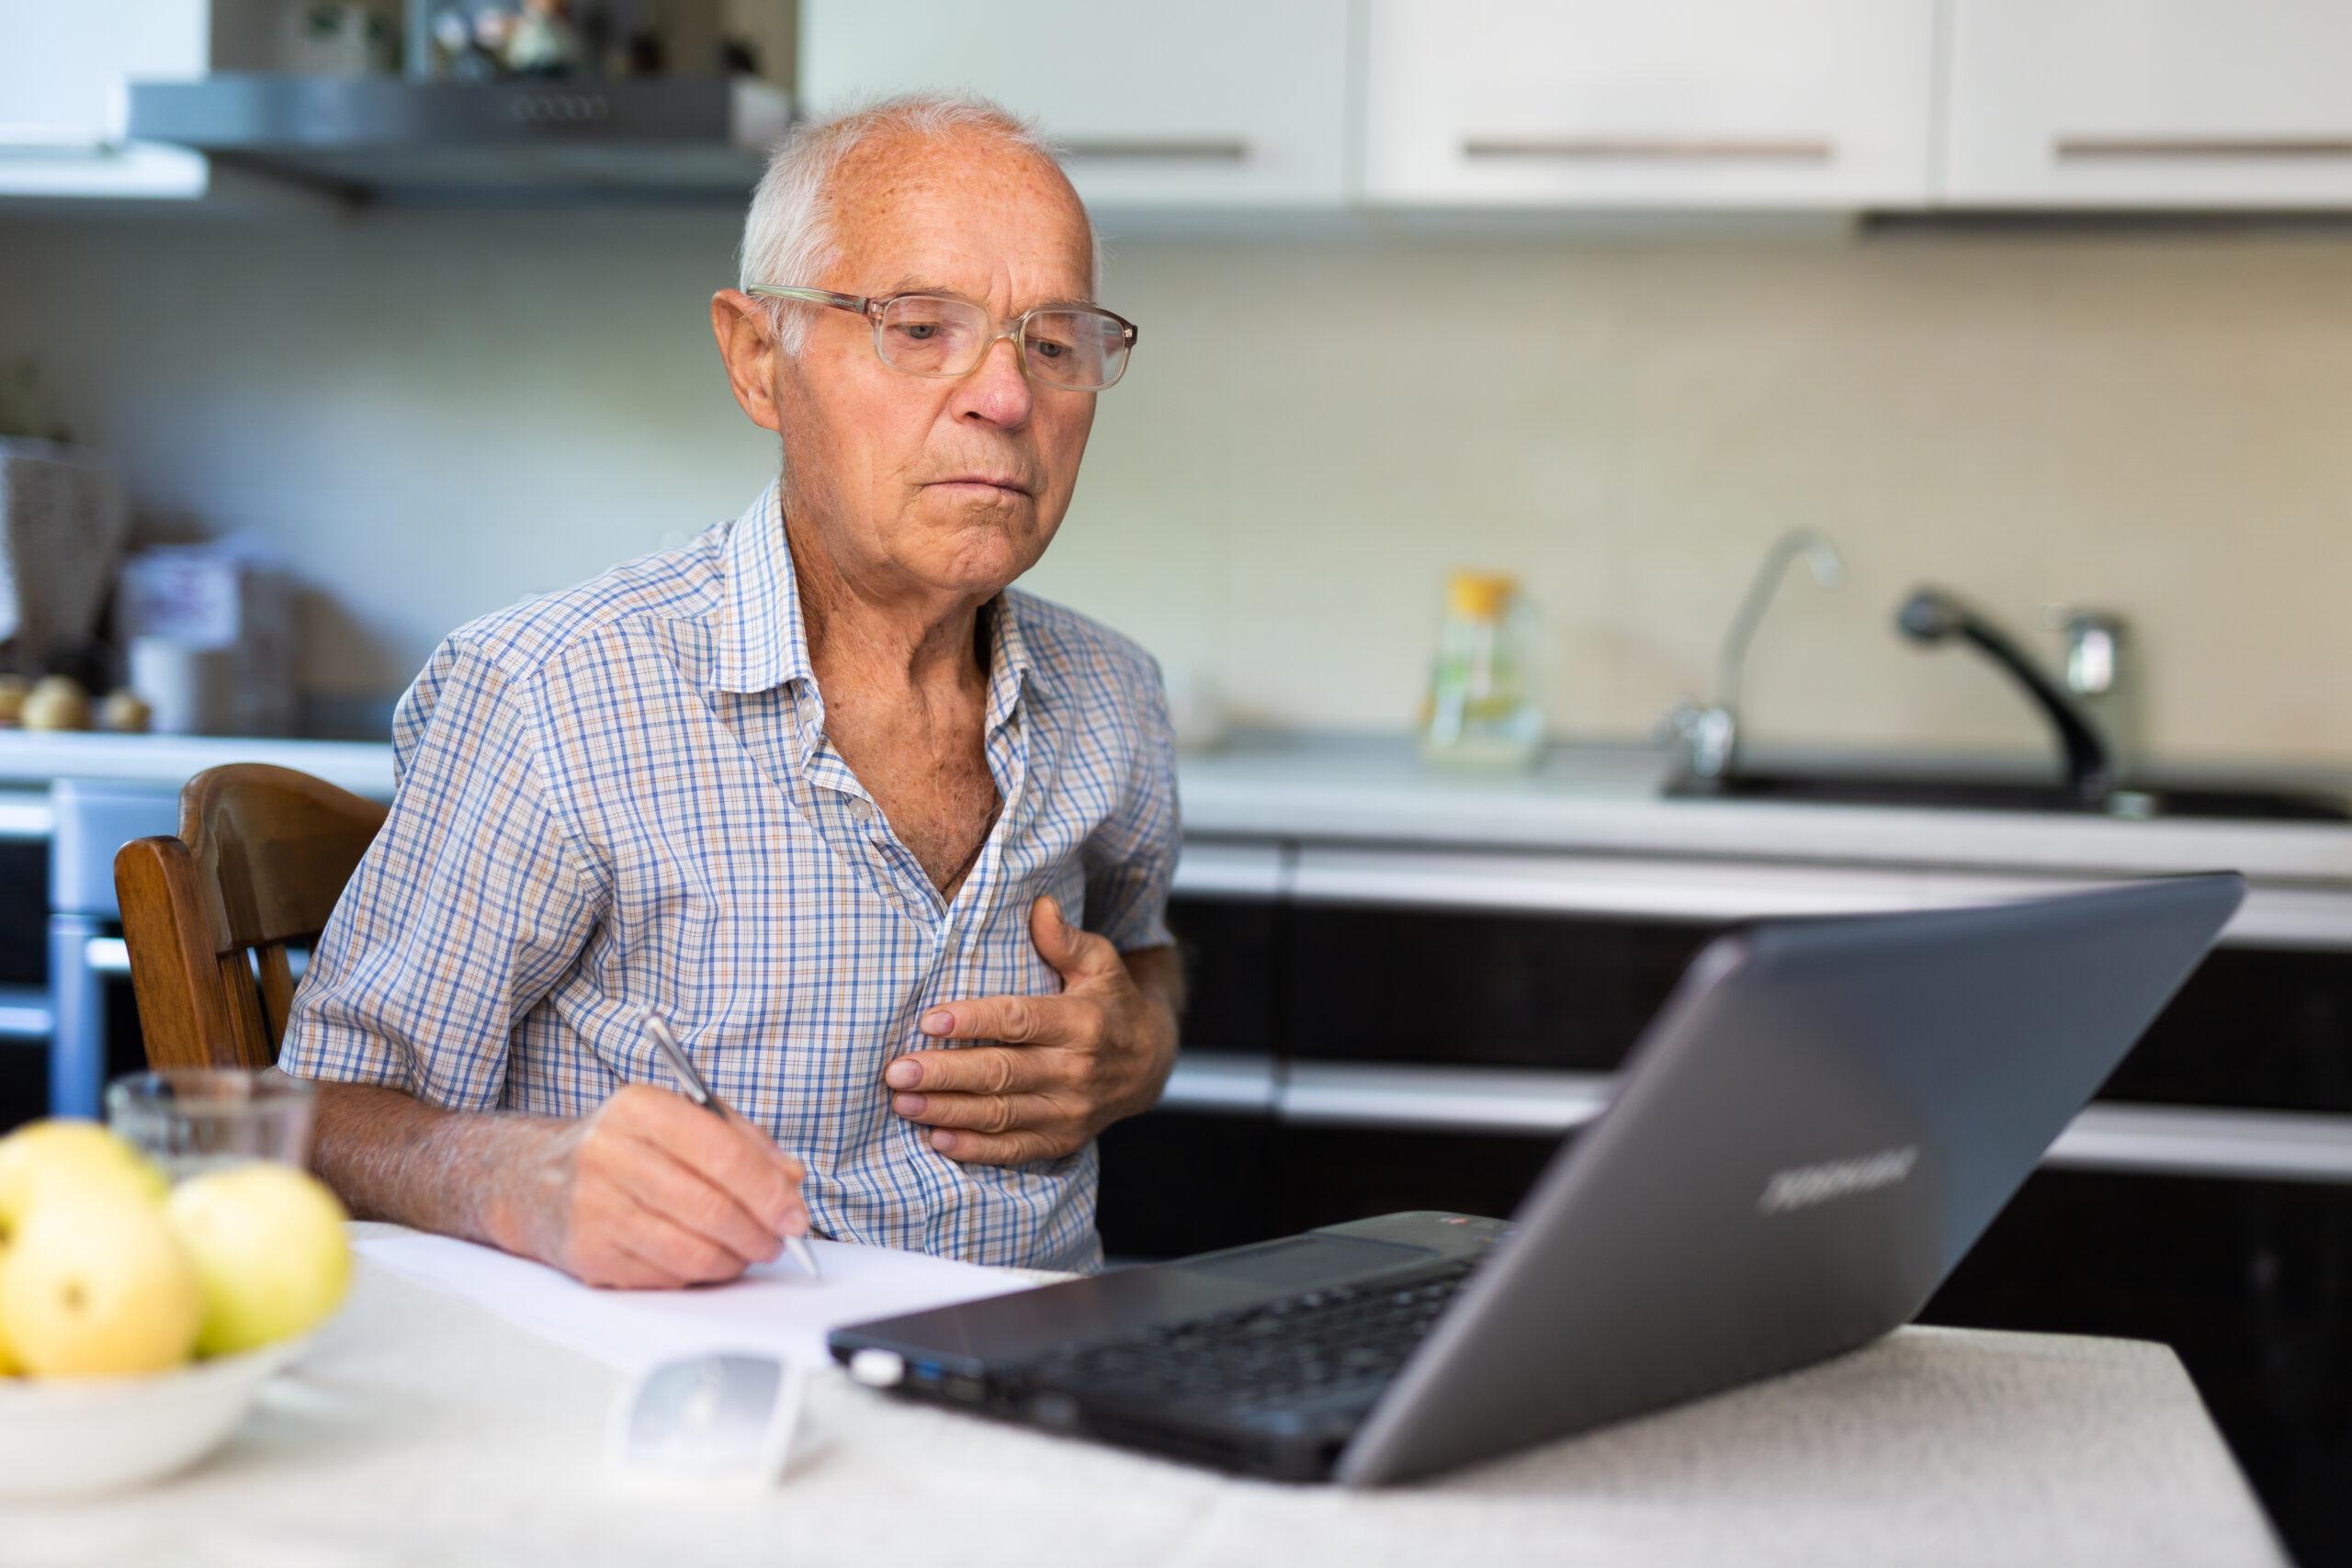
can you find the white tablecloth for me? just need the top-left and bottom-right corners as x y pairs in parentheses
(0, 1238), (2285, 1567)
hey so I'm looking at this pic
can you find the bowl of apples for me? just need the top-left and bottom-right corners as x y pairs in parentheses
(0, 1104), (352, 1498)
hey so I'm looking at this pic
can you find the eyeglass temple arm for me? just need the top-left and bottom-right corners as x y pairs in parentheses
(747, 285), (872, 317)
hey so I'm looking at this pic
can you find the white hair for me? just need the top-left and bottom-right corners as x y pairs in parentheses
(737, 93), (1102, 353)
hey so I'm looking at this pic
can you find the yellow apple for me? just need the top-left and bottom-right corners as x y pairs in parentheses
(0, 1235), (16, 1377)
(165, 1164), (350, 1357)
(0, 1121), (167, 1235)
(0, 1195), (200, 1377)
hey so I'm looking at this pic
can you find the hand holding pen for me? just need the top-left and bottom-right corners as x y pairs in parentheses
(642, 1012), (823, 1280)
(501, 1059), (816, 1292)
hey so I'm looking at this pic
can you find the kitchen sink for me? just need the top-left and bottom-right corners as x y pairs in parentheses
(1666, 770), (2352, 822)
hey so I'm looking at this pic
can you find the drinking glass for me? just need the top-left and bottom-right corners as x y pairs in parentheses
(105, 1069), (316, 1180)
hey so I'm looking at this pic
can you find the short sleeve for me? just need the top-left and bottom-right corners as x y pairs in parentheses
(1080, 659), (1180, 953)
(277, 638), (604, 1111)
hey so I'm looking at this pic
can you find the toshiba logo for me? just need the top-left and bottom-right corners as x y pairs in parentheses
(1757, 1146), (1920, 1215)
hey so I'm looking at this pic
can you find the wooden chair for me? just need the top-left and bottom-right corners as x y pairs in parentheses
(113, 764), (387, 1071)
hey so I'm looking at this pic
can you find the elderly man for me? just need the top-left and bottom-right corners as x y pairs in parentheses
(277, 96), (1182, 1283)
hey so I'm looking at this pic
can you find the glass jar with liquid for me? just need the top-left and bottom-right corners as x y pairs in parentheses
(1419, 570), (1543, 770)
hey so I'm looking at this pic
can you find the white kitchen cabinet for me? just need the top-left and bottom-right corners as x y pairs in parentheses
(797, 0), (1350, 209)
(0, 0), (212, 199)
(1360, 0), (1937, 208)
(1943, 0), (2352, 208)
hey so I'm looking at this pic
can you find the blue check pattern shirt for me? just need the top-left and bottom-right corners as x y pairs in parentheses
(279, 482), (1179, 1271)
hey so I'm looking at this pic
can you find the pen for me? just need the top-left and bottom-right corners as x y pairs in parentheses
(641, 1011), (822, 1280)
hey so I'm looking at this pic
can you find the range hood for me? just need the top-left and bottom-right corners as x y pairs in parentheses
(123, 74), (789, 203)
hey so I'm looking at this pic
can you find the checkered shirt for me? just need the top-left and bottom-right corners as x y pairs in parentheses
(277, 481), (1179, 1271)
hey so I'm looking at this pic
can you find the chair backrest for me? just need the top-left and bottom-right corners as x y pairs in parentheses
(114, 763), (387, 1070)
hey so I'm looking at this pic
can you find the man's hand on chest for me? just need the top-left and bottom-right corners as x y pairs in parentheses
(881, 895), (1182, 1166)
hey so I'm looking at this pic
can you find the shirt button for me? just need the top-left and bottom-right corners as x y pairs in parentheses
(848, 797), (875, 824)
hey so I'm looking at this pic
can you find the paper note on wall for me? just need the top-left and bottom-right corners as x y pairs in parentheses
(357, 1230), (1042, 1374)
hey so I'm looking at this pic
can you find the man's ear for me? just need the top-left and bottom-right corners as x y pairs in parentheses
(710, 289), (784, 434)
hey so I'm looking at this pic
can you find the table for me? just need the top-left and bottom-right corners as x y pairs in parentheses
(0, 1248), (2285, 1567)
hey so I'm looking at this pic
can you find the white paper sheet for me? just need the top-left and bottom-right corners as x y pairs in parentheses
(356, 1232), (1041, 1373)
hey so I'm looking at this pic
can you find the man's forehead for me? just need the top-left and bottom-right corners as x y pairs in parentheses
(825, 133), (1094, 301)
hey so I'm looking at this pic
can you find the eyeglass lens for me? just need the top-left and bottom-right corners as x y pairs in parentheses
(876, 296), (1128, 389)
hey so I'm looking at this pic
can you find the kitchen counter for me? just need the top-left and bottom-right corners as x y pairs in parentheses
(0, 733), (395, 835)
(8, 728), (2352, 886)
(1179, 733), (2352, 885)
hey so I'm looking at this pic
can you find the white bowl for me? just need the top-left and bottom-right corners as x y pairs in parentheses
(0, 1336), (311, 1499)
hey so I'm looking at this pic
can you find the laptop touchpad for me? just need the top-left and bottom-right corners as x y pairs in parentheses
(1178, 1235), (1432, 1290)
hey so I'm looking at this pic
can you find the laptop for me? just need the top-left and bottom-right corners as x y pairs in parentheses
(829, 874), (2245, 1485)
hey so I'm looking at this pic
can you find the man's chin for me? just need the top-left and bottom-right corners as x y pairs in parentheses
(909, 495), (1053, 591)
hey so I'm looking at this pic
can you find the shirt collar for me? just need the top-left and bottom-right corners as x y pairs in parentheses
(712, 479), (815, 696)
(712, 479), (1034, 725)
(984, 588), (1034, 735)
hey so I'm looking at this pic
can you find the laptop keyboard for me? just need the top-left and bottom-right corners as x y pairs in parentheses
(1020, 1261), (1478, 1418)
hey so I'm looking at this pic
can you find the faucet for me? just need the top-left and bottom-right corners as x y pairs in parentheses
(1897, 587), (2115, 806)
(2050, 605), (2141, 766)
(1657, 530), (1845, 780)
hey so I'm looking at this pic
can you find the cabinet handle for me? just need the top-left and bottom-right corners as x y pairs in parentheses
(1059, 139), (1250, 162)
(1170, 840), (1287, 900)
(1280, 1063), (1617, 1135)
(1462, 136), (1832, 163)
(1283, 847), (2346, 953)
(2046, 1103), (2352, 1184)
(0, 984), (46, 1042)
(0, 136), (119, 155)
(1274, 1063), (2352, 1187)
(2055, 136), (2352, 162)
(1157, 1051), (1280, 1114)
(0, 790), (52, 840)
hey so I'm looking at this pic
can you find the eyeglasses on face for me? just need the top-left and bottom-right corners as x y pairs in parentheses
(747, 285), (1138, 390)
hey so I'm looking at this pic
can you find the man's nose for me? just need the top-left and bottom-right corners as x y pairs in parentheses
(956, 334), (1035, 429)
